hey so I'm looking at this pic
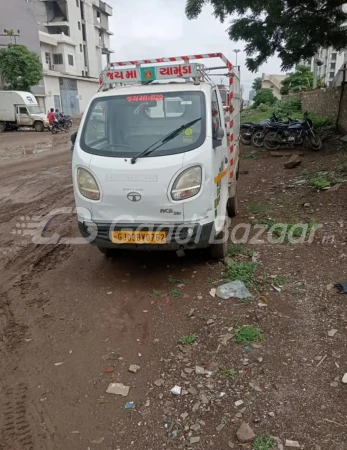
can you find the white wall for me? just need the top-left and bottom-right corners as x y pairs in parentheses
(77, 79), (99, 112)
(44, 76), (61, 111)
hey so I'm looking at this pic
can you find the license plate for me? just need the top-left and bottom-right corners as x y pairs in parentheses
(111, 231), (167, 244)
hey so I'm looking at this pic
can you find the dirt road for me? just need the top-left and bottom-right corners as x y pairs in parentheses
(1, 131), (347, 450)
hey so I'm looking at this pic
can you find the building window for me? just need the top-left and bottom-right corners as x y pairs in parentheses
(80, 44), (83, 52)
(76, 0), (79, 6)
(45, 52), (51, 65)
(78, 21), (81, 30)
(331, 53), (337, 61)
(330, 63), (336, 70)
(330, 72), (335, 79)
(82, 23), (86, 41)
(53, 54), (63, 65)
(82, 71), (85, 77)
(68, 55), (74, 66)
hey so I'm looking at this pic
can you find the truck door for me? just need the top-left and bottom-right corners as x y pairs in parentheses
(16, 106), (32, 127)
(211, 89), (228, 221)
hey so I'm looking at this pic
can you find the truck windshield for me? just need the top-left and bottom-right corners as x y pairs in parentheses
(28, 106), (43, 114)
(80, 91), (206, 158)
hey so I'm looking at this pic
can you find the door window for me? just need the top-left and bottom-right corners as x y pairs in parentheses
(211, 90), (221, 139)
(19, 107), (28, 115)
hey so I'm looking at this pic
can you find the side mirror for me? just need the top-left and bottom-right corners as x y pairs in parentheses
(213, 127), (225, 148)
(71, 131), (77, 151)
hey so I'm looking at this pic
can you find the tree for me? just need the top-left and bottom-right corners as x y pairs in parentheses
(253, 88), (277, 107)
(280, 66), (315, 95)
(185, 0), (347, 72)
(0, 45), (42, 91)
(252, 77), (262, 92)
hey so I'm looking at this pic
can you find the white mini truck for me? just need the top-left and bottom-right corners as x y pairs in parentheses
(71, 53), (241, 259)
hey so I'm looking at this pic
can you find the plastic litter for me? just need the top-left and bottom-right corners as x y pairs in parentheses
(216, 281), (253, 300)
(171, 385), (182, 396)
(335, 282), (347, 294)
(124, 401), (135, 409)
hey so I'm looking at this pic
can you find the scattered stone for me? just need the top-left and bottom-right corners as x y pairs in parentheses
(342, 373), (347, 384)
(328, 329), (338, 337)
(220, 333), (234, 346)
(249, 381), (262, 392)
(210, 288), (216, 297)
(190, 437), (200, 444)
(216, 423), (225, 432)
(171, 386), (182, 396)
(188, 387), (198, 396)
(154, 379), (164, 387)
(190, 423), (201, 432)
(204, 361), (219, 375)
(257, 357), (263, 363)
(326, 283), (334, 291)
(340, 135), (347, 143)
(91, 437), (105, 444)
(330, 382), (338, 388)
(184, 368), (194, 374)
(199, 393), (209, 404)
(104, 366), (114, 374)
(206, 318), (215, 326)
(235, 413), (242, 418)
(54, 362), (64, 366)
(180, 412), (189, 420)
(284, 154), (302, 169)
(195, 366), (205, 375)
(268, 412), (275, 418)
(303, 203), (310, 208)
(285, 440), (300, 448)
(228, 442), (235, 449)
(189, 308), (195, 317)
(192, 402), (201, 412)
(128, 364), (140, 374)
(235, 400), (244, 407)
(236, 422), (256, 443)
(106, 383), (130, 397)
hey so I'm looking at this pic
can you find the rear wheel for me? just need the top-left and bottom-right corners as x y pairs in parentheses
(264, 131), (281, 150)
(97, 247), (119, 258)
(308, 134), (322, 151)
(251, 131), (264, 148)
(51, 126), (58, 135)
(240, 130), (252, 145)
(0, 122), (6, 133)
(227, 193), (238, 218)
(209, 215), (228, 260)
(34, 121), (44, 132)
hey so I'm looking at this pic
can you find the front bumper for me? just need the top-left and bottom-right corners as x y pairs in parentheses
(78, 221), (214, 251)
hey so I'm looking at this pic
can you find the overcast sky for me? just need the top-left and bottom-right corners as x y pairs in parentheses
(107, 0), (284, 98)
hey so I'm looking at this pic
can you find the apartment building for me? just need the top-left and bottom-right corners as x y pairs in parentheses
(28, 0), (114, 114)
(261, 74), (288, 99)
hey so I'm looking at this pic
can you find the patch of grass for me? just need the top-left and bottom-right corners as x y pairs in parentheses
(148, 289), (163, 297)
(220, 368), (236, 380)
(242, 296), (255, 304)
(310, 171), (343, 190)
(226, 261), (258, 288)
(179, 334), (197, 345)
(227, 243), (252, 258)
(180, 278), (189, 285)
(247, 203), (266, 215)
(168, 275), (177, 284)
(206, 277), (214, 285)
(338, 162), (347, 174)
(234, 325), (263, 344)
(243, 153), (257, 160)
(253, 436), (276, 450)
(170, 289), (182, 298)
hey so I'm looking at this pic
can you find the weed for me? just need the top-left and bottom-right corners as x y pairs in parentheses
(227, 243), (252, 258)
(179, 334), (197, 345)
(207, 277), (214, 285)
(243, 153), (257, 160)
(310, 171), (343, 190)
(180, 278), (189, 285)
(170, 289), (182, 297)
(168, 275), (177, 284)
(247, 203), (266, 215)
(242, 296), (255, 304)
(226, 261), (258, 288)
(338, 162), (347, 174)
(234, 325), (263, 344)
(148, 289), (163, 297)
(220, 368), (236, 380)
(253, 436), (276, 450)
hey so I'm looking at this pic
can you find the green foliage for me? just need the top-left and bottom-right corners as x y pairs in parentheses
(0, 44), (42, 91)
(148, 289), (163, 297)
(179, 334), (197, 344)
(220, 368), (236, 380)
(253, 436), (276, 450)
(185, 1), (347, 71)
(228, 243), (252, 257)
(280, 66), (314, 95)
(257, 103), (272, 113)
(253, 89), (277, 108)
(234, 325), (263, 343)
(310, 113), (334, 131)
(252, 77), (262, 91)
(310, 171), (343, 189)
(276, 97), (302, 116)
(242, 153), (257, 160)
(170, 289), (182, 297)
(226, 261), (258, 288)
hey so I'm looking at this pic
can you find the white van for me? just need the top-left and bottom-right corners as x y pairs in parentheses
(71, 54), (240, 259)
(0, 91), (49, 132)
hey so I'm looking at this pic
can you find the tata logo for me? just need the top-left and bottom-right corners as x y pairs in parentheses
(26, 96), (34, 104)
(127, 192), (142, 202)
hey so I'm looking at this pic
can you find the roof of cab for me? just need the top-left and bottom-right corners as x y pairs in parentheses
(94, 81), (213, 99)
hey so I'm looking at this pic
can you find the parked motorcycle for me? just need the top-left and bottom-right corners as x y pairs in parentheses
(61, 114), (73, 128)
(251, 117), (301, 148)
(51, 119), (69, 134)
(240, 112), (279, 145)
(263, 112), (322, 151)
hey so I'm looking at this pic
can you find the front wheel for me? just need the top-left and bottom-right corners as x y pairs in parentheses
(308, 134), (322, 151)
(209, 215), (228, 260)
(264, 131), (281, 150)
(227, 193), (238, 218)
(34, 121), (44, 132)
(0, 121), (6, 133)
(51, 126), (58, 135)
(251, 131), (264, 148)
(67, 120), (73, 128)
(240, 130), (252, 146)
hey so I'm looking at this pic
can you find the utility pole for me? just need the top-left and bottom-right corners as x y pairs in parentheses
(233, 49), (241, 70)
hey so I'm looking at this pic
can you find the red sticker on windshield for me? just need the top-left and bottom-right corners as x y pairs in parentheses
(126, 94), (164, 102)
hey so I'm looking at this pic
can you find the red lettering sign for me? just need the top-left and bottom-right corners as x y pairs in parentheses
(126, 94), (164, 103)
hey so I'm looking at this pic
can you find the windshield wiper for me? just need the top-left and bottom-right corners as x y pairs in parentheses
(131, 117), (202, 164)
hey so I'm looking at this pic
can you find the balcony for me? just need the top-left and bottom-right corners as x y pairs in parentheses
(94, 20), (114, 35)
(94, 0), (113, 16)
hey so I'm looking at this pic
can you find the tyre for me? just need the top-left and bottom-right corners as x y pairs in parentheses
(227, 193), (238, 218)
(251, 131), (264, 148)
(64, 123), (69, 133)
(240, 130), (252, 145)
(308, 134), (322, 151)
(0, 121), (6, 133)
(51, 126), (58, 135)
(264, 131), (281, 150)
(97, 246), (119, 258)
(209, 215), (228, 260)
(34, 121), (44, 132)
(67, 120), (73, 128)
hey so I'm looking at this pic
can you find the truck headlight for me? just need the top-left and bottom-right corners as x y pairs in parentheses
(77, 168), (100, 200)
(171, 166), (202, 201)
